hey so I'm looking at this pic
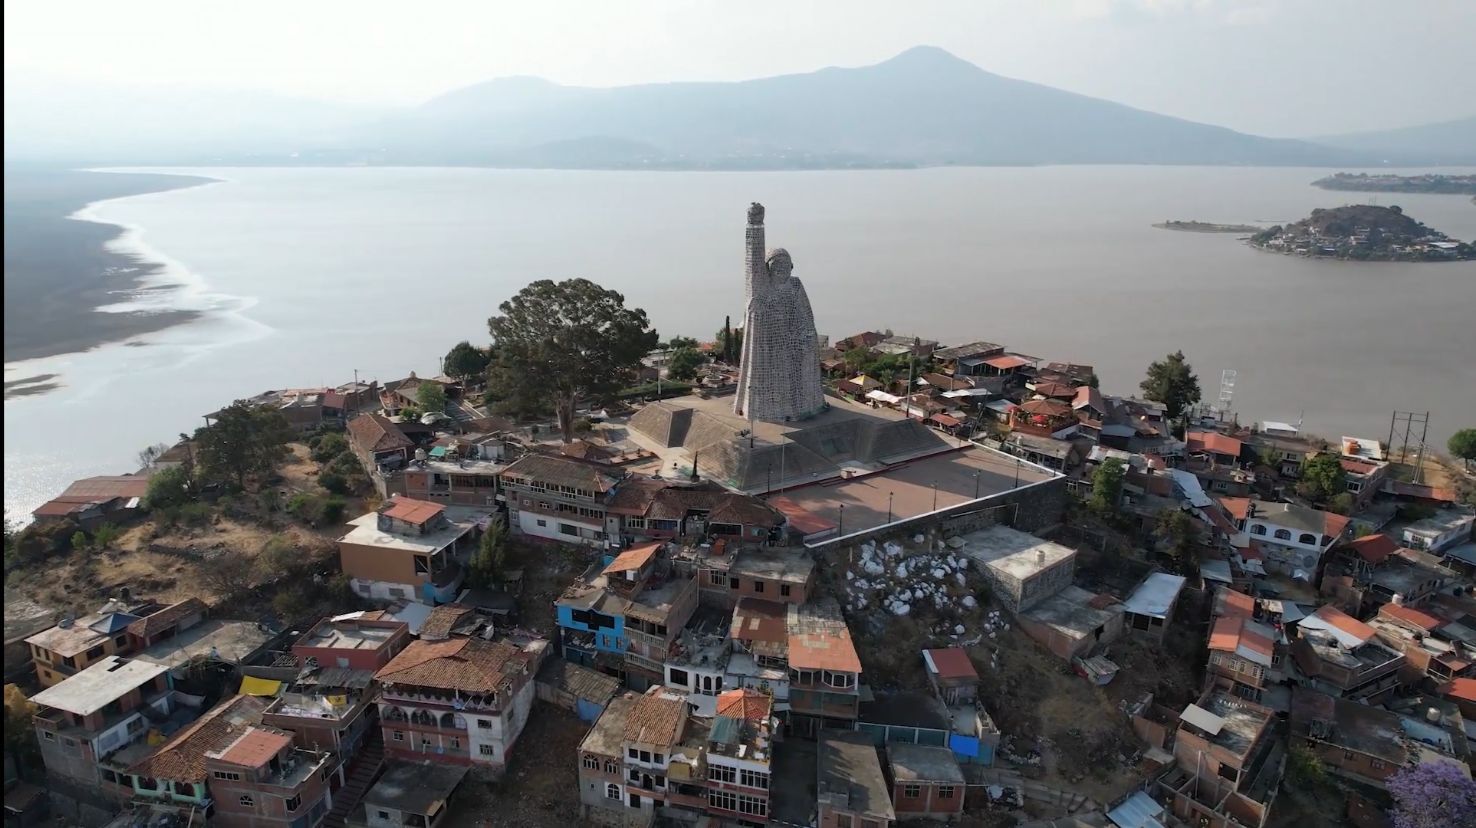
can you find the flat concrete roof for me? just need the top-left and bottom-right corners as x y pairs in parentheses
(297, 621), (397, 651)
(135, 620), (272, 670)
(1021, 586), (1120, 641)
(580, 693), (636, 757)
(30, 657), (168, 715)
(819, 730), (895, 822)
(727, 547), (815, 584)
(363, 760), (469, 816)
(956, 525), (1076, 581)
(338, 511), (473, 554)
(887, 741), (965, 784)
(778, 447), (1055, 537)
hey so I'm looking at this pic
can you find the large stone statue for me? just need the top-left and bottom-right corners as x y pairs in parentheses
(734, 203), (826, 422)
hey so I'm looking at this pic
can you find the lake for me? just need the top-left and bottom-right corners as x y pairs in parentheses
(5, 165), (1475, 519)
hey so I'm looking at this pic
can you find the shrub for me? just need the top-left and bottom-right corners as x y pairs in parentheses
(72, 531), (89, 552)
(322, 497), (347, 525)
(177, 503), (212, 528)
(310, 433), (349, 463)
(318, 471), (350, 494)
(16, 521), (77, 563)
(145, 466), (193, 509)
(92, 523), (122, 550)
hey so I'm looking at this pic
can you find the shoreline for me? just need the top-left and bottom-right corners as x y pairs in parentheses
(1153, 220), (1262, 234)
(3, 168), (223, 367)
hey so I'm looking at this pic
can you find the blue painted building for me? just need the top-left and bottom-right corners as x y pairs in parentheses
(555, 562), (630, 666)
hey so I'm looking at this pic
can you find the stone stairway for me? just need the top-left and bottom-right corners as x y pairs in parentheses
(324, 732), (386, 828)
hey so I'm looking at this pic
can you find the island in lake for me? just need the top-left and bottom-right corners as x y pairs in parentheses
(1312, 172), (1476, 195)
(1249, 204), (1474, 261)
(1154, 220), (1262, 233)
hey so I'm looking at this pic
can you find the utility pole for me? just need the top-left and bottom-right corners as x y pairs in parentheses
(932, 482), (939, 511)
(887, 492), (894, 524)
(974, 471), (981, 500)
(838, 504), (845, 537)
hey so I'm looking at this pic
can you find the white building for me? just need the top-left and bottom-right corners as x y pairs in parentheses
(1243, 500), (1351, 576)
(1403, 510), (1476, 554)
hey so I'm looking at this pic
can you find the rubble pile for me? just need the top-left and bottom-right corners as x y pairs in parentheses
(843, 536), (993, 644)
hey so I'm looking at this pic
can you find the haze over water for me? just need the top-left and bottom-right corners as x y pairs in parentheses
(5, 165), (1475, 519)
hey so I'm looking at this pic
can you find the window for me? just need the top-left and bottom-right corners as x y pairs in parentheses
(421, 738), (432, 749)
(669, 667), (690, 687)
(86, 645), (104, 660)
(823, 670), (856, 689)
(606, 783), (621, 800)
(1372, 759), (1385, 770)
(1250, 524), (1267, 535)
(414, 555), (430, 575)
(285, 794), (301, 812)
(939, 785), (956, 799)
(753, 580), (764, 593)
(740, 768), (769, 790)
(627, 518), (646, 529)
(708, 571), (727, 586)
(213, 771), (242, 781)
(903, 783), (922, 798)
(1274, 529), (1292, 540)
(450, 737), (460, 749)
(379, 812), (391, 820)
(710, 790), (738, 812)
(42, 731), (55, 742)
(604, 760), (617, 774)
(629, 769), (640, 782)
(560, 523), (579, 537)
(582, 755), (600, 770)
(393, 731), (405, 742)
(101, 769), (119, 784)
(239, 796), (255, 808)
(708, 764), (737, 784)
(1298, 533), (1317, 545)
(479, 744), (495, 757)
(729, 577), (739, 589)
(836, 816), (854, 828)
(653, 753), (664, 765)
(780, 584), (791, 598)
(628, 748), (639, 760)
(536, 519), (547, 527)
(477, 718), (493, 729)
(639, 750), (651, 763)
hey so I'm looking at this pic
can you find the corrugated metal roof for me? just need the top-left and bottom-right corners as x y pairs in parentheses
(1108, 791), (1166, 828)
(1180, 703), (1226, 735)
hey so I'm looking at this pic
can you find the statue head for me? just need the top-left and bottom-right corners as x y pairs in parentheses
(748, 202), (765, 225)
(766, 248), (793, 279)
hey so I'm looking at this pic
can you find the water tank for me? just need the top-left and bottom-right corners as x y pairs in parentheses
(1427, 707), (1441, 723)
(414, 447), (428, 462)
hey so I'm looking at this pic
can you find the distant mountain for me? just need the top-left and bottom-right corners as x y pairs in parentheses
(1311, 116), (1476, 165)
(362, 46), (1346, 168)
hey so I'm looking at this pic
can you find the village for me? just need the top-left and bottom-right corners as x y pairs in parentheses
(5, 204), (1476, 828)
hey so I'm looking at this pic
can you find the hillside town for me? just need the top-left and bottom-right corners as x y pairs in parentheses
(5, 203), (1476, 828)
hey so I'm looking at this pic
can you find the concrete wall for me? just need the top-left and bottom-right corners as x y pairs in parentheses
(806, 473), (1069, 553)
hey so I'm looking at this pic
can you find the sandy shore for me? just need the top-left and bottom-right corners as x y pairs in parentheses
(3, 167), (218, 364)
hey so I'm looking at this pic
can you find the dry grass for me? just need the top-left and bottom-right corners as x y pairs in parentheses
(444, 703), (591, 828)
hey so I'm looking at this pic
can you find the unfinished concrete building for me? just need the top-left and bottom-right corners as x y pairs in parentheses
(733, 202), (826, 423)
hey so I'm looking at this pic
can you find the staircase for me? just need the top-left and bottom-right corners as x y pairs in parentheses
(324, 731), (386, 828)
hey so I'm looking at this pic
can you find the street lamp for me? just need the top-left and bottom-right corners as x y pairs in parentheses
(1014, 457), (1022, 488)
(973, 470), (981, 500)
(887, 492), (894, 524)
(932, 481), (939, 511)
(838, 504), (845, 537)
(766, 463), (772, 495)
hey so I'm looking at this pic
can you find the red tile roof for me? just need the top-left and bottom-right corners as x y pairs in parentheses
(1377, 603), (1443, 633)
(1187, 431), (1243, 458)
(624, 689), (687, 746)
(984, 355), (1030, 370)
(128, 597), (207, 639)
(215, 727), (292, 768)
(381, 496), (445, 526)
(375, 637), (531, 694)
(1340, 459), (1378, 476)
(1218, 497), (1251, 521)
(1209, 616), (1275, 663)
(927, 413), (962, 428)
(730, 598), (789, 647)
(1387, 482), (1459, 503)
(602, 542), (661, 576)
(1031, 381), (1076, 399)
(923, 647), (978, 681)
(715, 688), (772, 722)
(1347, 534), (1398, 565)
(347, 412), (415, 454)
(1443, 677), (1476, 703)
(1307, 605), (1376, 644)
(1323, 512), (1351, 539)
(131, 695), (267, 782)
(1073, 385), (1105, 412)
(1215, 589), (1255, 619)
(1017, 399), (1072, 417)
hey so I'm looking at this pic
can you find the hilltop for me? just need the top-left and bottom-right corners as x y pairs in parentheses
(1249, 204), (1474, 262)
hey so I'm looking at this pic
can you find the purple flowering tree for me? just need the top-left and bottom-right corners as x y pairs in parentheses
(1386, 761), (1476, 828)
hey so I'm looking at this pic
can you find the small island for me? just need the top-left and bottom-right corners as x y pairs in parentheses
(1153, 220), (1263, 234)
(1249, 204), (1474, 261)
(1312, 172), (1476, 196)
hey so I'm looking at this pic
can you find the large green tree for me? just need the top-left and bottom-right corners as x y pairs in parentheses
(488, 278), (658, 442)
(416, 381), (448, 416)
(468, 519), (509, 588)
(1297, 452), (1346, 504)
(193, 402), (294, 490)
(443, 341), (492, 385)
(1155, 508), (1201, 566)
(716, 323), (743, 366)
(1449, 428), (1476, 471)
(667, 347), (705, 381)
(1088, 458), (1125, 515)
(1140, 351), (1202, 419)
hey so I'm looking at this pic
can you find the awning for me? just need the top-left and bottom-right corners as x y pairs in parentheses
(865, 390), (902, 405)
(239, 676), (282, 697)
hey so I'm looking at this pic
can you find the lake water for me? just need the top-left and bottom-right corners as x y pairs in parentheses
(5, 165), (1475, 519)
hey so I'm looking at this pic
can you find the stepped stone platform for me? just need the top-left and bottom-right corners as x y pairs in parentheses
(627, 394), (957, 492)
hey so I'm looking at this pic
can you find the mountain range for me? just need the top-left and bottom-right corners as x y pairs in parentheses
(6, 47), (1473, 169)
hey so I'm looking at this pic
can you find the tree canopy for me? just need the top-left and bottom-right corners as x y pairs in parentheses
(468, 519), (509, 588)
(1088, 458), (1125, 515)
(1155, 508), (1201, 566)
(1449, 428), (1476, 469)
(667, 347), (705, 381)
(443, 341), (492, 384)
(1297, 452), (1346, 504)
(488, 278), (658, 442)
(1386, 761), (1476, 828)
(145, 465), (194, 509)
(1140, 351), (1201, 419)
(193, 402), (294, 490)
(716, 323), (743, 366)
(416, 381), (448, 416)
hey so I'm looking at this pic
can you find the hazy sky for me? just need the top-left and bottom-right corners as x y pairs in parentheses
(6, 0), (1473, 137)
